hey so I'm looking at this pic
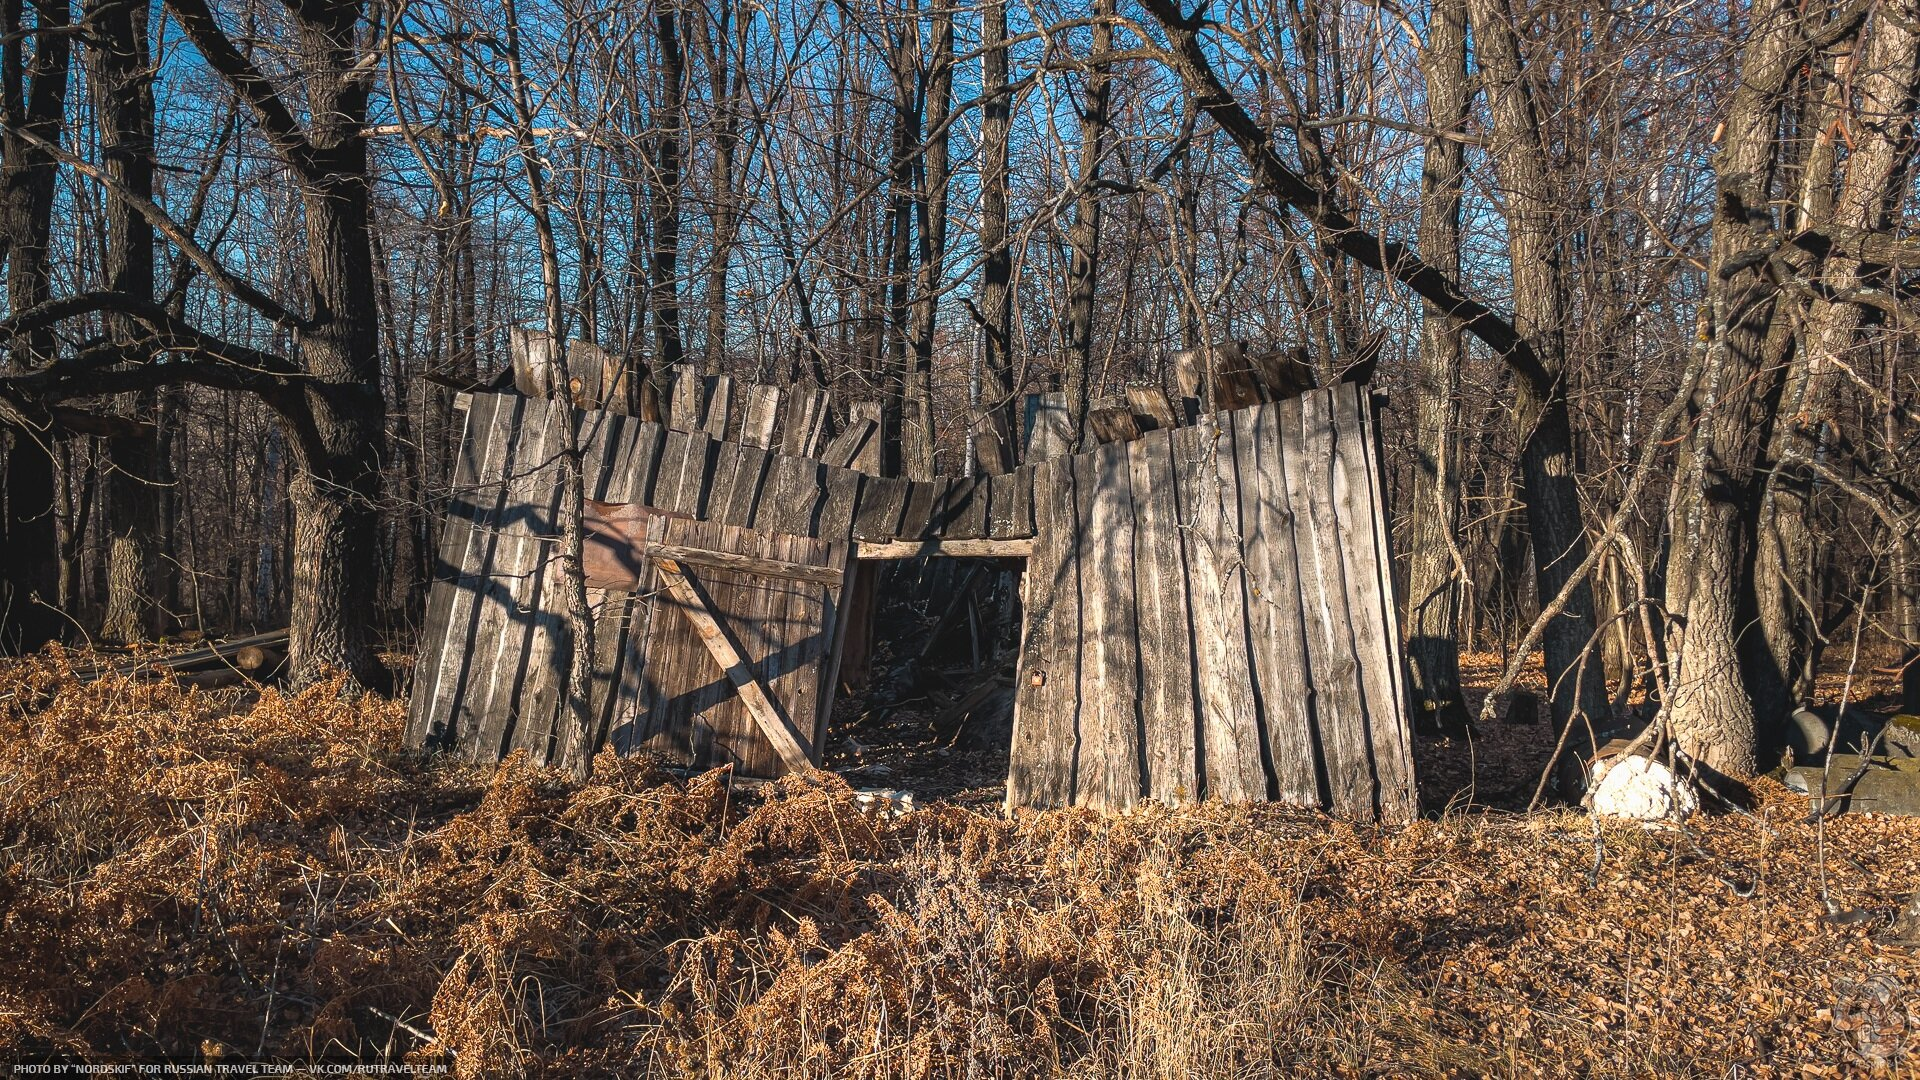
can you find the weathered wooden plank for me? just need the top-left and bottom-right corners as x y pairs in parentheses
(1078, 440), (1143, 810)
(1333, 384), (1418, 821)
(458, 395), (562, 763)
(777, 388), (831, 458)
(847, 401), (885, 476)
(934, 476), (987, 540)
(855, 537), (1033, 559)
(510, 327), (559, 399)
(651, 543), (844, 585)
(702, 374), (735, 441)
(1127, 386), (1179, 431)
(740, 384), (781, 448)
(1126, 432), (1199, 803)
(754, 454), (826, 536)
(1005, 457), (1081, 810)
(669, 365), (703, 430)
(655, 429), (716, 517)
(1172, 417), (1266, 802)
(1281, 392), (1372, 818)
(1251, 347), (1316, 401)
(1023, 392), (1072, 463)
(851, 476), (908, 541)
(818, 468), (864, 541)
(1088, 406), (1141, 445)
(609, 421), (666, 505)
(410, 392), (505, 747)
(1238, 404), (1321, 806)
(820, 418), (877, 469)
(1008, 464), (1035, 536)
(706, 442), (770, 529)
(901, 478), (946, 541)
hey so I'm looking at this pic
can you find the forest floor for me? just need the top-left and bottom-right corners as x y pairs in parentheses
(2, 648), (1918, 1077)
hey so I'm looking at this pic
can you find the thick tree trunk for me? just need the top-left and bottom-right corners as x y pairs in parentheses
(0, 0), (70, 652)
(91, 0), (160, 644)
(279, 0), (388, 689)
(1466, 0), (1610, 741)
(909, 6), (952, 478)
(1404, 0), (1474, 735)
(1663, 0), (1807, 776)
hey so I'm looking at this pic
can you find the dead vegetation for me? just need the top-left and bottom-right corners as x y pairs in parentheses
(2, 652), (1917, 1077)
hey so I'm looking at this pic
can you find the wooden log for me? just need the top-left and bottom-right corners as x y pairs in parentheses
(669, 365), (703, 430)
(847, 401), (884, 476)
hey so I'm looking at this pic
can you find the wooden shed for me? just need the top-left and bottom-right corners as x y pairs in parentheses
(408, 340), (1418, 821)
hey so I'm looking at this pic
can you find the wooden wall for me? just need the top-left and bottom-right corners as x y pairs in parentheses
(1007, 382), (1417, 822)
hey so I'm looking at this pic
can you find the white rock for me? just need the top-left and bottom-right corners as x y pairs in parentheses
(853, 788), (915, 818)
(1589, 755), (1698, 821)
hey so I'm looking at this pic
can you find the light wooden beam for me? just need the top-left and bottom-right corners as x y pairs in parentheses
(855, 538), (1034, 560)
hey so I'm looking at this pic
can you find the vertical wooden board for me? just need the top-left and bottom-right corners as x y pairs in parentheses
(1239, 404), (1323, 806)
(848, 401), (885, 476)
(1127, 433), (1199, 803)
(812, 541), (855, 748)
(632, 518), (840, 778)
(1005, 457), (1081, 810)
(1024, 392), (1071, 463)
(1358, 386), (1419, 821)
(934, 477), (986, 540)
(1009, 464), (1035, 536)
(753, 454), (826, 537)
(410, 392), (504, 746)
(1332, 385), (1417, 821)
(740, 384), (782, 448)
(1171, 418), (1265, 802)
(1076, 442), (1142, 811)
(819, 469), (865, 541)
(985, 471), (1018, 538)
(703, 374), (735, 441)
(656, 430), (716, 517)
(1280, 392), (1373, 818)
(573, 586), (641, 770)
(851, 476), (908, 541)
(577, 409), (624, 499)
(670, 365), (703, 430)
(610, 421), (667, 506)
(457, 395), (562, 763)
(777, 388), (831, 458)
(706, 442), (767, 529)
(901, 478), (945, 541)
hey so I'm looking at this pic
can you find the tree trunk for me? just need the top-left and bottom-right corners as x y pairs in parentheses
(648, 2), (686, 389)
(1466, 0), (1610, 741)
(91, 0), (160, 644)
(0, 0), (70, 652)
(973, 0), (1014, 472)
(1063, 0), (1114, 448)
(1403, 0), (1474, 735)
(1663, 0), (1809, 776)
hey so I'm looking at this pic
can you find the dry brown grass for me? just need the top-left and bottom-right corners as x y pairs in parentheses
(2, 651), (1917, 1077)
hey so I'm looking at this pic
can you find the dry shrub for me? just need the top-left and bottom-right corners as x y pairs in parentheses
(3, 654), (1918, 1077)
